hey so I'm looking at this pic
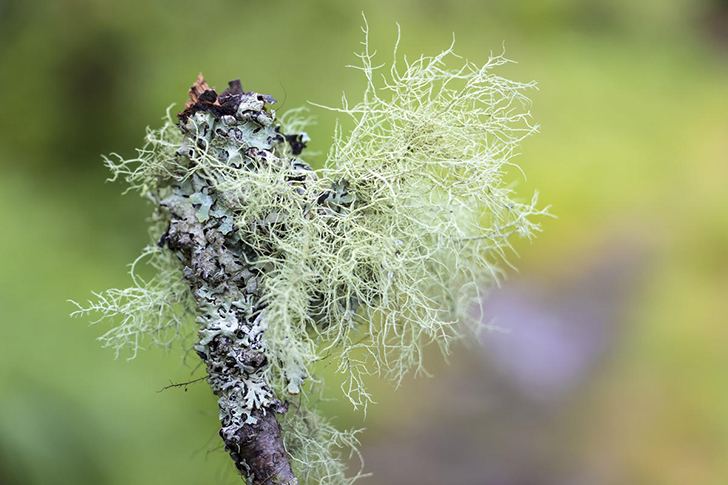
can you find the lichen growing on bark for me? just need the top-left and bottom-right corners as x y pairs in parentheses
(72, 27), (545, 485)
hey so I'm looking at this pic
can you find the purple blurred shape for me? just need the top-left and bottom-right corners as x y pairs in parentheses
(478, 243), (646, 401)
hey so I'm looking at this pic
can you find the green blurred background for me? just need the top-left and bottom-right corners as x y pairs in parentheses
(1, 0), (727, 483)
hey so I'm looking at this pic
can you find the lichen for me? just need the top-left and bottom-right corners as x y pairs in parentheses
(280, 403), (365, 485)
(70, 243), (195, 359)
(72, 24), (546, 485)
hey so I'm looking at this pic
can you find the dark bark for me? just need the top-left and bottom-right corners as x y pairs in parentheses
(224, 408), (297, 485)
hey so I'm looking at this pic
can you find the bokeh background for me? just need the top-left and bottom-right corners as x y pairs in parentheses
(1, 1), (727, 484)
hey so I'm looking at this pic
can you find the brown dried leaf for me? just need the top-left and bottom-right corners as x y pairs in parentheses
(185, 73), (218, 108)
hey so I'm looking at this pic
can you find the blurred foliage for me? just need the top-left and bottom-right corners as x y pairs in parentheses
(1, 0), (726, 484)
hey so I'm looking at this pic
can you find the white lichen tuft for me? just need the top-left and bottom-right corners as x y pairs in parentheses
(256, 23), (547, 408)
(281, 403), (365, 485)
(70, 244), (194, 359)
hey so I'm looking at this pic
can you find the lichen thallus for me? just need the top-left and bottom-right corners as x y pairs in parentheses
(72, 28), (546, 485)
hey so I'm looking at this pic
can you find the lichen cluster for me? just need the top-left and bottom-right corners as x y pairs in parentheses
(163, 97), (314, 434)
(72, 28), (545, 484)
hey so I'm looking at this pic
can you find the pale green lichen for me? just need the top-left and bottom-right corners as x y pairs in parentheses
(70, 243), (195, 359)
(312, 24), (546, 406)
(72, 24), (546, 485)
(281, 402), (365, 485)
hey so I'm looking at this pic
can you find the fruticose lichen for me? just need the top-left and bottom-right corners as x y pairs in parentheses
(72, 26), (545, 485)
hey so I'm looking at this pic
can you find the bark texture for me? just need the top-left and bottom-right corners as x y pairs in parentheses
(226, 408), (297, 485)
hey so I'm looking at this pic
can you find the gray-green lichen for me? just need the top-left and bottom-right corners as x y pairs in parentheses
(72, 27), (546, 484)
